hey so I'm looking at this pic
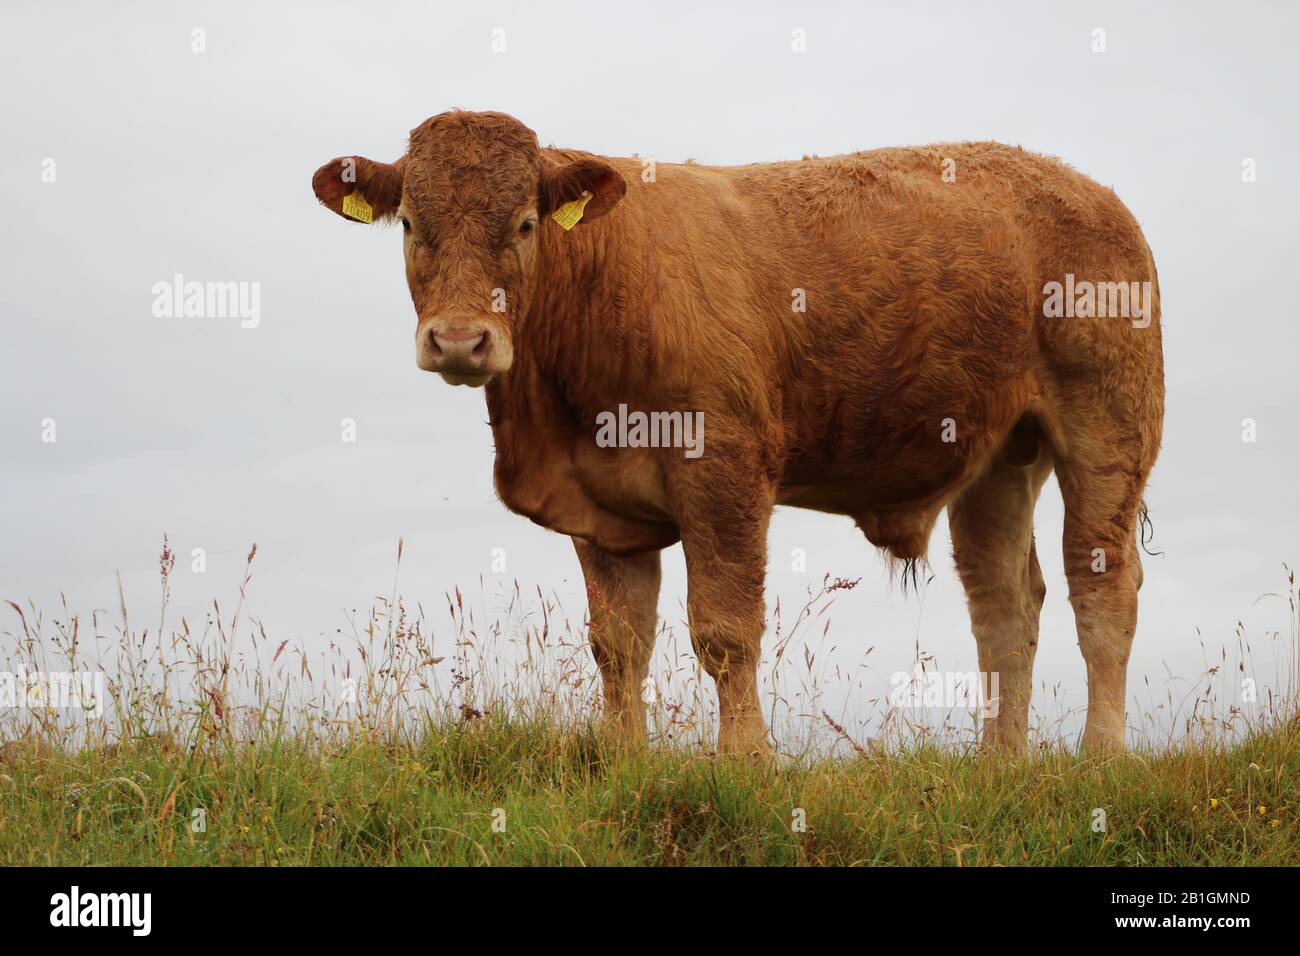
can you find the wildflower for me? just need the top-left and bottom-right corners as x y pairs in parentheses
(1209, 799), (1218, 809)
(1257, 806), (1267, 816)
(1270, 820), (1281, 828)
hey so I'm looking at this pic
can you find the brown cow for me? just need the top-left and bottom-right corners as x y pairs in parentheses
(312, 110), (1163, 756)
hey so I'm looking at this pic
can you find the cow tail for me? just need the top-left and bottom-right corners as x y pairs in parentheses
(1138, 501), (1162, 558)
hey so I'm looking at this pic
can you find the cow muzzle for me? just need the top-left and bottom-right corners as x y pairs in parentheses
(416, 321), (511, 386)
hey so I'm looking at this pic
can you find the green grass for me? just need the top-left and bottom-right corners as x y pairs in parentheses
(1, 714), (1295, 866)
(4, 549), (1297, 865)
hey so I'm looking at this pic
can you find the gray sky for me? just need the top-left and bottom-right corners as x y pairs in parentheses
(2, 0), (1297, 746)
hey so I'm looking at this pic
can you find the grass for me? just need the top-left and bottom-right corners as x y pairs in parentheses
(1, 715), (1295, 865)
(1, 541), (1297, 866)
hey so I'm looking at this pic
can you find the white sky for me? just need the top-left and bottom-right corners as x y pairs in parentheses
(2, 0), (1297, 746)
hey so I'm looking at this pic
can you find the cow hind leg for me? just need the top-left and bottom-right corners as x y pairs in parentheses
(1037, 248), (1162, 753)
(1056, 448), (1150, 753)
(948, 417), (1053, 754)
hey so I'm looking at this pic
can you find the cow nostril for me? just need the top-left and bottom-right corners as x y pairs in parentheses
(426, 328), (444, 358)
(472, 330), (490, 357)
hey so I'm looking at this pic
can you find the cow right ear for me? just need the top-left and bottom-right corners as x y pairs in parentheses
(312, 156), (404, 224)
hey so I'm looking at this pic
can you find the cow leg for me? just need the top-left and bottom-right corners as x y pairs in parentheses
(948, 435), (1053, 754)
(678, 481), (775, 757)
(573, 538), (662, 743)
(1057, 456), (1147, 753)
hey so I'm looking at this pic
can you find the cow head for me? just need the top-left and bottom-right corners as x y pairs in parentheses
(312, 111), (626, 386)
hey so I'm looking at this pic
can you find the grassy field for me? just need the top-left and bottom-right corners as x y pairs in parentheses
(0, 715), (1295, 866)
(2, 545), (1297, 866)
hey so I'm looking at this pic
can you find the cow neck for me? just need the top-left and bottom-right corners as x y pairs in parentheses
(525, 218), (637, 423)
(482, 218), (682, 551)
(485, 216), (639, 483)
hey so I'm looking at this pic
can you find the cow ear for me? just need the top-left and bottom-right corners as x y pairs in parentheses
(312, 155), (404, 224)
(539, 156), (626, 225)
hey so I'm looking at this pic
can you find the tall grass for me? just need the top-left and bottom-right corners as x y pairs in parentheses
(0, 541), (1295, 865)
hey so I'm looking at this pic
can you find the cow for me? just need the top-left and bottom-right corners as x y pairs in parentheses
(312, 110), (1163, 756)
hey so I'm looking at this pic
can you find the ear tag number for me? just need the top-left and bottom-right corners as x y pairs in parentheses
(342, 191), (373, 223)
(551, 191), (592, 231)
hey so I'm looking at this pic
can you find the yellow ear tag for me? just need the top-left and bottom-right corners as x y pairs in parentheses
(551, 191), (592, 231)
(341, 191), (373, 223)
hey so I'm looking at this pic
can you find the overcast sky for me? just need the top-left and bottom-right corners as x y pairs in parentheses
(2, 0), (1297, 747)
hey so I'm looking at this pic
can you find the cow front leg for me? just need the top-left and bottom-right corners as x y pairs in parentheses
(573, 538), (662, 744)
(679, 483), (775, 757)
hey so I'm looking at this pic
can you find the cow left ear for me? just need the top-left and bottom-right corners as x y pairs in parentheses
(539, 156), (626, 225)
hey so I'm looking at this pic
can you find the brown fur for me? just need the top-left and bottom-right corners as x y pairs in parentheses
(312, 111), (1164, 755)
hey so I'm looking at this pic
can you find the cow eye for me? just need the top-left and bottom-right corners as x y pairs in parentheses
(518, 219), (534, 235)
(400, 216), (411, 233)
